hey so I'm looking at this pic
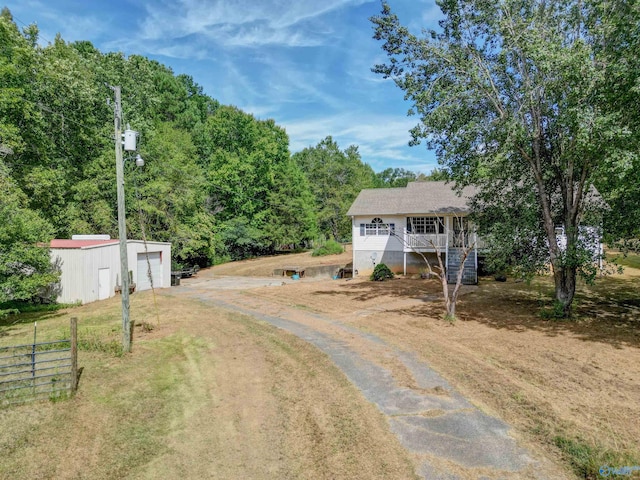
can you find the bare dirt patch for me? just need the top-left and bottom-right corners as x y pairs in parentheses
(209, 245), (353, 277)
(200, 256), (640, 478)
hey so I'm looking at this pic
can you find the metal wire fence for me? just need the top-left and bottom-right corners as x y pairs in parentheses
(0, 318), (78, 407)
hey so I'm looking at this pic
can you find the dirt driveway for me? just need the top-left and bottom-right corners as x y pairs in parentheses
(166, 272), (571, 479)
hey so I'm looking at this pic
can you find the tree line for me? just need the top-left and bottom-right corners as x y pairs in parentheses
(0, 9), (422, 305)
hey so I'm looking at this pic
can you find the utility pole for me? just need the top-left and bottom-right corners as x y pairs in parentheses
(113, 86), (131, 353)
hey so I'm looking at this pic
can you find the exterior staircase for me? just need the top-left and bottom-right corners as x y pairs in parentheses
(447, 247), (477, 285)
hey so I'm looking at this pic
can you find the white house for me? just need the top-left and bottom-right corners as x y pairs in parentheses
(347, 181), (479, 284)
(347, 181), (605, 284)
(50, 237), (171, 304)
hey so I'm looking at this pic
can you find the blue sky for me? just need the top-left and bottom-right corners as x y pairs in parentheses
(4, 0), (443, 173)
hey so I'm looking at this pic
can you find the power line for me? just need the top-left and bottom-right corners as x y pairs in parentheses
(9, 13), (55, 46)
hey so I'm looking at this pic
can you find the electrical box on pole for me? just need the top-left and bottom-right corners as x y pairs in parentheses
(123, 129), (137, 152)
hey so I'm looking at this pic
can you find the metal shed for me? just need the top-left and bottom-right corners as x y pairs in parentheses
(50, 238), (171, 304)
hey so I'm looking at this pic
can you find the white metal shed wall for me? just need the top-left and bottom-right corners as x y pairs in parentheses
(50, 244), (120, 304)
(51, 240), (171, 304)
(50, 248), (84, 304)
(82, 244), (121, 303)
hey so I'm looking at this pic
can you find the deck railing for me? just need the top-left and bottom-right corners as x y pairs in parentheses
(403, 230), (485, 251)
(404, 231), (448, 250)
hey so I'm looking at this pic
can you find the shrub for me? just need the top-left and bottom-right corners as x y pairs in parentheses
(370, 263), (394, 281)
(312, 239), (344, 257)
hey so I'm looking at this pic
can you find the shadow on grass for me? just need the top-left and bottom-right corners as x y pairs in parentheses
(0, 310), (71, 341)
(0, 310), (68, 329)
(316, 276), (640, 349)
(315, 277), (442, 302)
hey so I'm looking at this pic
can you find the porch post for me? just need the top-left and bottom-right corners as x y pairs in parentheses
(403, 252), (407, 276)
(474, 230), (478, 283)
(352, 216), (356, 275)
(474, 231), (478, 270)
(445, 217), (449, 273)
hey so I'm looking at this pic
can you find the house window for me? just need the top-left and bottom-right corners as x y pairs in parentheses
(407, 217), (445, 234)
(360, 218), (395, 236)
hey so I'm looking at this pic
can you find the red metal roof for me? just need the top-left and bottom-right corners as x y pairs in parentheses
(50, 239), (119, 249)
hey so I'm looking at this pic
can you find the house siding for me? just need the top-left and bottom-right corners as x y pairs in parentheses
(351, 215), (402, 275)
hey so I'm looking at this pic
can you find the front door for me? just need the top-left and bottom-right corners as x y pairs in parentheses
(452, 217), (470, 247)
(98, 268), (110, 300)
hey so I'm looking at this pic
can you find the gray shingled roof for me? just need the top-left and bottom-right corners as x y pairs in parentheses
(346, 181), (476, 216)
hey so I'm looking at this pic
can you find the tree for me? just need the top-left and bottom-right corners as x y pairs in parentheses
(293, 137), (377, 241)
(419, 168), (450, 182)
(372, 0), (636, 317)
(375, 167), (417, 187)
(266, 157), (318, 248)
(0, 162), (59, 304)
(394, 216), (476, 321)
(590, 1), (640, 246)
(199, 106), (316, 260)
(129, 122), (216, 267)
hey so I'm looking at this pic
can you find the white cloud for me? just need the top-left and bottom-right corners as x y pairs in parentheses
(134, 0), (372, 48)
(280, 110), (436, 173)
(7, 0), (109, 45)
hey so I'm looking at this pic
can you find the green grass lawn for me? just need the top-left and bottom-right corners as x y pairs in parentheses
(606, 250), (640, 270)
(0, 294), (202, 478)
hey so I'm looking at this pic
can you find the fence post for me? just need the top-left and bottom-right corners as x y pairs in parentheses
(31, 322), (37, 381)
(70, 317), (78, 394)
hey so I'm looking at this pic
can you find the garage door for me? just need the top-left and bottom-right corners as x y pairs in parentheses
(137, 252), (162, 290)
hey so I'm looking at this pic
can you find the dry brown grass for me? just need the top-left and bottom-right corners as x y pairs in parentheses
(0, 291), (418, 479)
(229, 263), (640, 479)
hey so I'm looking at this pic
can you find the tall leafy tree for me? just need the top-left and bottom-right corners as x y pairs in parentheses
(293, 137), (377, 241)
(200, 106), (317, 259)
(0, 9), (38, 159)
(590, 1), (640, 245)
(375, 167), (417, 187)
(128, 122), (216, 266)
(0, 162), (58, 304)
(267, 157), (318, 248)
(372, 0), (637, 316)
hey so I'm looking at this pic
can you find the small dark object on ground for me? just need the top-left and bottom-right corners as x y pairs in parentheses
(338, 267), (353, 279)
(494, 274), (507, 282)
